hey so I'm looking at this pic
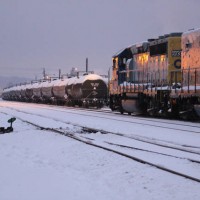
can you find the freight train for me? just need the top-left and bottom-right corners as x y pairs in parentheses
(2, 28), (200, 120)
(2, 72), (108, 108)
(109, 28), (200, 120)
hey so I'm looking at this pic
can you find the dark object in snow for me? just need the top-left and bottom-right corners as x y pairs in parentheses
(0, 117), (16, 134)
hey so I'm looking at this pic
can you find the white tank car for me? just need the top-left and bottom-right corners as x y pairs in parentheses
(2, 73), (108, 109)
(40, 80), (55, 102)
(32, 82), (42, 101)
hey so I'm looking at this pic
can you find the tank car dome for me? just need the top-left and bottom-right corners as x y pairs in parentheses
(74, 74), (106, 84)
(70, 67), (79, 77)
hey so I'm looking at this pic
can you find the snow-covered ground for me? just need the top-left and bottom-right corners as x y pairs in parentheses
(0, 100), (200, 200)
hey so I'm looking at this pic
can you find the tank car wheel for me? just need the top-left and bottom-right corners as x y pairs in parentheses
(67, 101), (73, 107)
(83, 102), (89, 108)
(97, 103), (103, 109)
(78, 102), (83, 107)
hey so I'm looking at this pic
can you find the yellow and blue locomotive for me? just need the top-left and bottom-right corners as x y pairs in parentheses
(109, 29), (200, 119)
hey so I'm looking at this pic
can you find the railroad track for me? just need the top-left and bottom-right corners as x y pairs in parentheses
(2, 101), (200, 129)
(1, 102), (200, 180)
(13, 118), (200, 183)
(1, 108), (200, 183)
(1, 103), (200, 134)
(103, 141), (200, 164)
(1, 104), (200, 152)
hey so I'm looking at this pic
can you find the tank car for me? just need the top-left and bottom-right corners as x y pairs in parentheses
(31, 82), (42, 102)
(4, 86), (16, 101)
(52, 79), (69, 105)
(2, 73), (108, 109)
(20, 84), (28, 101)
(25, 84), (34, 102)
(13, 85), (22, 101)
(40, 80), (55, 103)
(2, 87), (11, 100)
(67, 74), (108, 108)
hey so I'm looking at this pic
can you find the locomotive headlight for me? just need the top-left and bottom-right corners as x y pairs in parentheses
(94, 87), (96, 90)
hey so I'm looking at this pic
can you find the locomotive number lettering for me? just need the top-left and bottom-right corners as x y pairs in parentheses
(171, 50), (181, 57)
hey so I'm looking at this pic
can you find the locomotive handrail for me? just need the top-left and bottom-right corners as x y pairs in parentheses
(118, 69), (186, 95)
(179, 68), (200, 94)
(182, 67), (200, 70)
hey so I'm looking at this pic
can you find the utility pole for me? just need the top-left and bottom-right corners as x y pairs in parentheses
(59, 69), (61, 79)
(43, 68), (46, 79)
(86, 58), (88, 73)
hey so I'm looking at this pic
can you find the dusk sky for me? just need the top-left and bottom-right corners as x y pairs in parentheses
(1, 0), (200, 79)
